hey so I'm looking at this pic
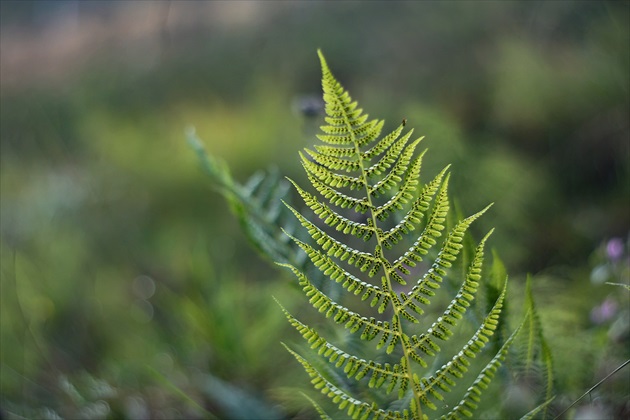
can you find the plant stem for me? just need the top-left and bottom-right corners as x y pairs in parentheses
(355, 140), (424, 420)
(553, 359), (630, 419)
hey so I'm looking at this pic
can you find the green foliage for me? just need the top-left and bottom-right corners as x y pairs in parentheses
(2, 3), (627, 418)
(188, 129), (297, 265)
(267, 51), (552, 419)
(191, 50), (559, 419)
(187, 128), (332, 292)
(507, 277), (557, 419)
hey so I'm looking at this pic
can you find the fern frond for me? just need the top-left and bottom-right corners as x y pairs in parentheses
(370, 146), (425, 201)
(283, 343), (394, 420)
(304, 148), (363, 173)
(362, 123), (407, 160)
(301, 153), (365, 191)
(402, 211), (493, 316)
(390, 168), (451, 270)
(282, 232), (389, 310)
(193, 50), (556, 419)
(278, 263), (395, 342)
(306, 172), (370, 213)
(277, 300), (408, 395)
(375, 147), (425, 227)
(187, 129), (302, 266)
(519, 396), (556, 420)
(253, 50), (550, 419)
(314, 144), (357, 158)
(287, 180), (375, 240)
(301, 392), (334, 420)
(282, 204), (380, 274)
(519, 276), (555, 419)
(415, 279), (507, 407)
(365, 131), (416, 178)
(444, 314), (524, 419)
(404, 228), (494, 365)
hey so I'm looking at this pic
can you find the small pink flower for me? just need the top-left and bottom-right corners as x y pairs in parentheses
(590, 297), (618, 324)
(606, 238), (624, 262)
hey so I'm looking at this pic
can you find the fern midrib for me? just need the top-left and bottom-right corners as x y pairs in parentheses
(337, 99), (423, 418)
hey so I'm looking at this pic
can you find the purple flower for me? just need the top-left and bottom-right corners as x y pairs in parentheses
(606, 238), (624, 262)
(590, 297), (618, 324)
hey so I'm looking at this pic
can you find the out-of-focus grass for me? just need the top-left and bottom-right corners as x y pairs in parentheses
(1, 205), (302, 418)
(0, 80), (309, 417)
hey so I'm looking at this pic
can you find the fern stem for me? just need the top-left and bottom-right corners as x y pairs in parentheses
(322, 63), (426, 415)
(353, 129), (424, 419)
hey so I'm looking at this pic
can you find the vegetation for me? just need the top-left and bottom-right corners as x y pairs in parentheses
(1, 1), (628, 419)
(195, 50), (557, 419)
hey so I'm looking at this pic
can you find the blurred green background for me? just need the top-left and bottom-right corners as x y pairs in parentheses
(1, 1), (628, 419)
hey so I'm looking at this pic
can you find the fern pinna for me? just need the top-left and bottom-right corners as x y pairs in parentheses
(276, 50), (522, 420)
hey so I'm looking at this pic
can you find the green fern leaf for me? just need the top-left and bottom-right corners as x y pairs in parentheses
(282, 343), (397, 419)
(278, 263), (396, 342)
(281, 231), (389, 307)
(189, 50), (554, 419)
(301, 392), (335, 420)
(288, 180), (375, 240)
(444, 317), (524, 420)
(187, 129), (298, 265)
(418, 279), (508, 407)
(519, 396), (556, 420)
(517, 276), (556, 419)
(271, 49), (544, 419)
(276, 299), (407, 393)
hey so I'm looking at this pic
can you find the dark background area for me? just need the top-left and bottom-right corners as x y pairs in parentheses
(1, 1), (628, 419)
